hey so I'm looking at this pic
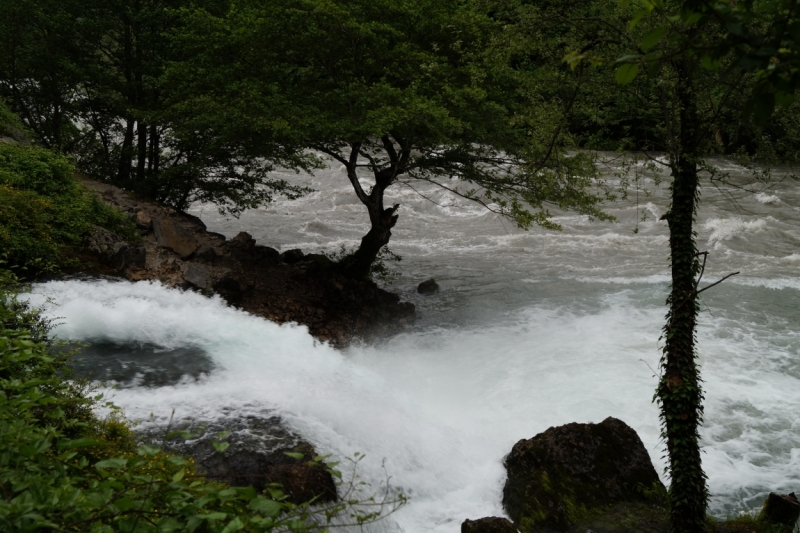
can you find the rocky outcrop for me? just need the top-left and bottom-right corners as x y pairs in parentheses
(502, 417), (664, 532)
(78, 178), (415, 347)
(758, 493), (800, 532)
(144, 414), (337, 504)
(462, 517), (517, 533)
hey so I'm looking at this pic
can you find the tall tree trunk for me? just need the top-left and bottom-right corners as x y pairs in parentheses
(137, 119), (147, 181)
(657, 58), (708, 533)
(117, 116), (135, 184)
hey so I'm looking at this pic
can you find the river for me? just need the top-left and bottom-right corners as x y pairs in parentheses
(24, 156), (800, 531)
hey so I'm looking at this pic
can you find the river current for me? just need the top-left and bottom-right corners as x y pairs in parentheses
(24, 156), (800, 531)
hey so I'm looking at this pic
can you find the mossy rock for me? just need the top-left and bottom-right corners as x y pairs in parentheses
(503, 417), (664, 532)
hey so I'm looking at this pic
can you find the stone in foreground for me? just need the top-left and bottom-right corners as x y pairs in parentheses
(462, 516), (517, 533)
(417, 278), (439, 294)
(503, 417), (663, 532)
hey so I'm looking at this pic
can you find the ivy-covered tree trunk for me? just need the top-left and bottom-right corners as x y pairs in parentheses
(657, 58), (708, 533)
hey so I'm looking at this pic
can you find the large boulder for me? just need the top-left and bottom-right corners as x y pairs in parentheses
(153, 217), (198, 259)
(145, 415), (337, 505)
(502, 417), (663, 532)
(462, 517), (517, 533)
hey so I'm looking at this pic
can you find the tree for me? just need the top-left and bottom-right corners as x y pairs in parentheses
(167, 0), (610, 278)
(529, 0), (763, 530)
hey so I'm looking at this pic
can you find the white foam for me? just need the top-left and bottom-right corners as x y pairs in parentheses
(25, 279), (800, 529)
(703, 217), (768, 247)
(754, 192), (781, 205)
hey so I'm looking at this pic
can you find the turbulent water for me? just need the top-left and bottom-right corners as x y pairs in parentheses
(24, 156), (800, 531)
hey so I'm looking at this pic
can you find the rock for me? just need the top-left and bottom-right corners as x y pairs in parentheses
(83, 226), (132, 271)
(146, 414), (337, 505)
(194, 245), (218, 262)
(230, 231), (256, 250)
(253, 245), (281, 265)
(417, 278), (439, 294)
(503, 417), (663, 532)
(281, 248), (305, 264)
(183, 262), (211, 289)
(462, 517), (517, 533)
(135, 210), (152, 230)
(153, 217), (198, 259)
(758, 493), (800, 532)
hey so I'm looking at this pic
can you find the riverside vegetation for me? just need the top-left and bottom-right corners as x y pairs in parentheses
(4, 1), (800, 532)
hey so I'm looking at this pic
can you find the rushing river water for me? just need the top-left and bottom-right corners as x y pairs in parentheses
(24, 156), (800, 531)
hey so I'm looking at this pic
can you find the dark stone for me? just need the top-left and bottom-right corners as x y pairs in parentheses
(759, 493), (800, 532)
(146, 415), (337, 505)
(184, 262), (211, 289)
(253, 245), (281, 265)
(83, 226), (140, 271)
(281, 248), (305, 264)
(194, 245), (218, 262)
(126, 245), (147, 270)
(153, 217), (198, 259)
(462, 517), (517, 533)
(301, 253), (332, 267)
(503, 417), (663, 532)
(181, 212), (207, 230)
(417, 278), (439, 294)
(229, 231), (256, 250)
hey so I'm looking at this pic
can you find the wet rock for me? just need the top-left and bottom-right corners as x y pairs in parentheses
(146, 414), (337, 504)
(417, 278), (439, 294)
(503, 417), (663, 532)
(135, 210), (152, 230)
(229, 231), (256, 250)
(153, 217), (198, 259)
(758, 492), (800, 532)
(253, 245), (281, 265)
(183, 262), (211, 289)
(195, 245), (218, 262)
(281, 248), (305, 264)
(462, 517), (517, 533)
(83, 226), (141, 271)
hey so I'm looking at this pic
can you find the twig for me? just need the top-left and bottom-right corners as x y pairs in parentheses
(696, 272), (740, 295)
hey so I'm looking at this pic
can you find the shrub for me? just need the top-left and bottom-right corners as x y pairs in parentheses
(0, 142), (138, 276)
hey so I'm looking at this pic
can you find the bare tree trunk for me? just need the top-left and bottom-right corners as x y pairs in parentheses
(136, 119), (147, 181)
(337, 139), (407, 279)
(117, 116), (135, 184)
(657, 57), (708, 533)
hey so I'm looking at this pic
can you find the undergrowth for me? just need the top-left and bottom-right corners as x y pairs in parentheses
(0, 268), (405, 531)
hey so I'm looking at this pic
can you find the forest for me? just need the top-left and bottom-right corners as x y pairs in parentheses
(2, 1), (800, 532)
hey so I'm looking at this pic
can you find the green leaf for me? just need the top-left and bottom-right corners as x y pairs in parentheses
(283, 451), (304, 460)
(57, 438), (102, 450)
(701, 55), (721, 71)
(249, 497), (283, 517)
(95, 458), (128, 470)
(615, 64), (640, 85)
(137, 444), (161, 456)
(640, 28), (667, 51)
(172, 468), (186, 482)
(222, 517), (244, 533)
(212, 440), (230, 453)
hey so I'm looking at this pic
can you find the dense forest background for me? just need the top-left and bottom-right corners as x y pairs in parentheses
(3, 1), (800, 532)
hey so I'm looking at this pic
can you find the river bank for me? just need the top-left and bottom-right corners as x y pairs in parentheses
(77, 178), (415, 347)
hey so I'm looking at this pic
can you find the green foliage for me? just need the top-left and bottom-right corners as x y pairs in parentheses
(0, 132), (138, 276)
(0, 269), (406, 532)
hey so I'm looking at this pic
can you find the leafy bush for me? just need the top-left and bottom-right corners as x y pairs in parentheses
(0, 142), (138, 276)
(0, 269), (405, 532)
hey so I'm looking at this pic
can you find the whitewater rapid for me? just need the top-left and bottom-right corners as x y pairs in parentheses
(25, 155), (800, 530)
